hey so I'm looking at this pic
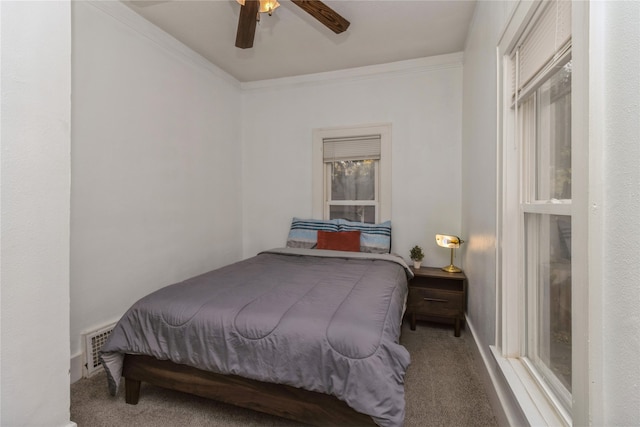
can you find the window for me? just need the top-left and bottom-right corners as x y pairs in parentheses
(521, 61), (573, 411)
(327, 159), (377, 222)
(312, 124), (391, 222)
(497, 0), (586, 425)
(323, 135), (380, 223)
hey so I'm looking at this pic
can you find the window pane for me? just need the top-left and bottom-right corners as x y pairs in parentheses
(330, 160), (375, 201)
(329, 205), (376, 223)
(536, 61), (572, 200)
(525, 213), (572, 395)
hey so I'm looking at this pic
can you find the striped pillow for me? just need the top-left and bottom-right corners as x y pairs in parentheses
(337, 219), (392, 254)
(286, 218), (339, 249)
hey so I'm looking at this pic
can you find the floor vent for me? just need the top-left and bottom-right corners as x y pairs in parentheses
(83, 323), (115, 377)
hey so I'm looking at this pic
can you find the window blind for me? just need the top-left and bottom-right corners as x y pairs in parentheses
(512, 0), (571, 100)
(323, 135), (381, 162)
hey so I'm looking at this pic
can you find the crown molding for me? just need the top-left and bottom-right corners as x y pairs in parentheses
(240, 52), (464, 92)
(85, 1), (241, 89)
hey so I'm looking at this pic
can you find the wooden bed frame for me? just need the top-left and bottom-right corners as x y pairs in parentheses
(122, 354), (377, 426)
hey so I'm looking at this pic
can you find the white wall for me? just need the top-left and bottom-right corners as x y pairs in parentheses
(70, 2), (243, 370)
(241, 55), (464, 264)
(461, 0), (513, 366)
(461, 4), (518, 424)
(0, 2), (74, 426)
(594, 1), (640, 423)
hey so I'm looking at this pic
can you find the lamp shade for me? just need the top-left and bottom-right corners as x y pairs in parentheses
(436, 234), (462, 249)
(237, 0), (280, 14)
(258, 0), (280, 14)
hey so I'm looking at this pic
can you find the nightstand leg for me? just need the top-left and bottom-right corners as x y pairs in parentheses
(454, 318), (460, 337)
(410, 313), (416, 331)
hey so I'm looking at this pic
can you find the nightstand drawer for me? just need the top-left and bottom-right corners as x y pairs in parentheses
(409, 288), (463, 317)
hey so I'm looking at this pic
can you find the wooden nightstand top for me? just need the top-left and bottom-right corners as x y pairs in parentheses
(410, 266), (466, 280)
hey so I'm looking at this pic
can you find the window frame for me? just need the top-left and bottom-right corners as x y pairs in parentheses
(312, 123), (392, 222)
(520, 56), (574, 423)
(521, 62), (574, 413)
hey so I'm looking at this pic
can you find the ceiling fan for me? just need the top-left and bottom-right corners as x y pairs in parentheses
(235, 0), (350, 49)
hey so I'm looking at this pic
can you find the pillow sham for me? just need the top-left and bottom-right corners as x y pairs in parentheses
(286, 217), (339, 249)
(316, 230), (361, 252)
(337, 219), (392, 254)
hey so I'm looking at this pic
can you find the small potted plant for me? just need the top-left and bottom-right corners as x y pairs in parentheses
(410, 245), (425, 269)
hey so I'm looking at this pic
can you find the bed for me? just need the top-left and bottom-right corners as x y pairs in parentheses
(101, 219), (412, 427)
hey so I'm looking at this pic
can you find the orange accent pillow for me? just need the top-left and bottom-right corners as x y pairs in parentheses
(316, 230), (361, 252)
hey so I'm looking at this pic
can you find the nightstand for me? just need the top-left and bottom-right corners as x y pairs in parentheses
(407, 266), (467, 337)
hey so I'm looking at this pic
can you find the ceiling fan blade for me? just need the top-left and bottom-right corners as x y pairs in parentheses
(291, 0), (350, 34)
(235, 0), (260, 49)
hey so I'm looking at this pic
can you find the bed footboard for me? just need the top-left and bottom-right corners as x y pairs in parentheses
(122, 354), (376, 426)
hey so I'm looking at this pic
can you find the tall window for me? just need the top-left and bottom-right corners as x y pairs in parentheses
(521, 60), (573, 411)
(312, 124), (391, 222)
(499, 0), (577, 424)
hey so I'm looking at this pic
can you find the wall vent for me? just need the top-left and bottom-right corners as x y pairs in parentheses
(83, 323), (115, 377)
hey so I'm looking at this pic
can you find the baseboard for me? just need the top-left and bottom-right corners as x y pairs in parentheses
(70, 352), (83, 384)
(465, 318), (527, 427)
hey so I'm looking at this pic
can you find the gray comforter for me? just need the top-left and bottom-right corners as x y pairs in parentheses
(101, 248), (413, 427)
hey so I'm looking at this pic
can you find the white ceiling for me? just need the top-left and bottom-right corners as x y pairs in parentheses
(123, 0), (476, 82)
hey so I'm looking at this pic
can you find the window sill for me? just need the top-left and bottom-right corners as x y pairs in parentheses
(490, 345), (569, 427)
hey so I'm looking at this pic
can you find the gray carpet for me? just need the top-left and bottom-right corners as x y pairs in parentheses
(71, 322), (497, 426)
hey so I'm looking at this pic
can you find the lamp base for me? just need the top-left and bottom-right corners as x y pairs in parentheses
(441, 264), (462, 273)
(441, 247), (462, 273)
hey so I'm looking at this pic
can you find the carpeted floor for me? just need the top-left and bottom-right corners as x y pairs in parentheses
(71, 322), (497, 426)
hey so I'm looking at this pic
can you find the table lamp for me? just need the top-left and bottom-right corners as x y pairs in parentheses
(435, 234), (464, 273)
